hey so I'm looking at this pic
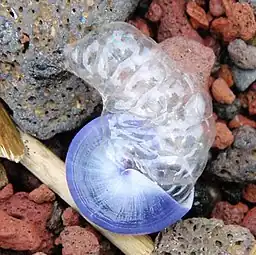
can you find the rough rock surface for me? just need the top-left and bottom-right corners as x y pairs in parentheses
(228, 39), (256, 69)
(243, 184), (256, 203)
(0, 192), (53, 253)
(29, 184), (56, 204)
(146, 0), (203, 43)
(0, 163), (8, 190)
(218, 64), (234, 87)
(153, 218), (255, 255)
(56, 226), (100, 255)
(246, 89), (256, 115)
(211, 201), (248, 225)
(229, 114), (256, 129)
(209, 147), (256, 183)
(0, 0), (140, 140)
(213, 98), (241, 121)
(46, 201), (64, 235)
(232, 65), (256, 91)
(212, 121), (234, 149)
(0, 209), (42, 251)
(209, 0), (225, 17)
(159, 36), (215, 87)
(242, 207), (256, 235)
(0, 184), (14, 203)
(62, 207), (80, 227)
(233, 125), (256, 150)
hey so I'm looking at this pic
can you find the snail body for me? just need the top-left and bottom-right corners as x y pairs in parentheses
(64, 22), (215, 234)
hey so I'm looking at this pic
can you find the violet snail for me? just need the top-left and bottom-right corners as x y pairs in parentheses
(64, 22), (215, 235)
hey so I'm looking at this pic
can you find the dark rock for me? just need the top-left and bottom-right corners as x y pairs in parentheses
(213, 98), (241, 121)
(228, 39), (256, 69)
(153, 218), (255, 255)
(0, 0), (140, 140)
(208, 147), (256, 183)
(233, 125), (256, 150)
(46, 201), (64, 235)
(232, 65), (256, 91)
(3, 160), (41, 192)
(220, 182), (244, 204)
(0, 249), (30, 255)
(187, 181), (221, 218)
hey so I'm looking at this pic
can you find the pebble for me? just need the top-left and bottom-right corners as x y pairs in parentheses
(242, 207), (256, 235)
(0, 163), (8, 190)
(0, 192), (53, 253)
(46, 201), (64, 235)
(229, 114), (256, 128)
(232, 65), (256, 91)
(212, 121), (234, 149)
(233, 125), (256, 150)
(218, 64), (234, 87)
(203, 36), (221, 58)
(209, 147), (256, 183)
(186, 1), (209, 29)
(146, 0), (203, 43)
(153, 218), (255, 255)
(213, 98), (241, 121)
(0, 184), (14, 203)
(56, 226), (100, 255)
(243, 184), (256, 203)
(28, 184), (56, 204)
(209, 0), (225, 17)
(211, 78), (236, 104)
(160, 36), (215, 87)
(0, 210), (42, 251)
(246, 90), (256, 115)
(62, 207), (80, 227)
(228, 39), (256, 69)
(211, 201), (248, 225)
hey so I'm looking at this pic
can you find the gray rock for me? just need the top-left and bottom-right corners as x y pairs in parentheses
(153, 218), (255, 255)
(232, 65), (256, 91)
(209, 147), (256, 183)
(228, 39), (256, 69)
(233, 125), (256, 150)
(0, 0), (140, 139)
(213, 98), (241, 121)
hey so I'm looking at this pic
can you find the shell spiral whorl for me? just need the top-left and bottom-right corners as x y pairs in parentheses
(64, 22), (215, 234)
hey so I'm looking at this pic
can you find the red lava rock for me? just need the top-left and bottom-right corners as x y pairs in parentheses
(212, 121), (234, 149)
(218, 64), (234, 87)
(0, 192), (54, 253)
(190, 17), (200, 30)
(211, 201), (248, 225)
(0, 210), (42, 251)
(229, 114), (256, 129)
(243, 184), (256, 203)
(57, 226), (100, 255)
(211, 78), (236, 104)
(246, 90), (256, 115)
(186, 1), (209, 29)
(207, 12), (214, 23)
(211, 17), (239, 42)
(146, 0), (203, 43)
(62, 207), (80, 227)
(159, 36), (215, 87)
(128, 17), (152, 37)
(28, 184), (56, 204)
(242, 207), (256, 235)
(238, 93), (249, 108)
(203, 36), (221, 57)
(211, 2), (256, 42)
(209, 0), (225, 17)
(251, 82), (256, 91)
(0, 184), (14, 202)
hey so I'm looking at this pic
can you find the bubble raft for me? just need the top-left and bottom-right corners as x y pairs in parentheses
(65, 22), (215, 234)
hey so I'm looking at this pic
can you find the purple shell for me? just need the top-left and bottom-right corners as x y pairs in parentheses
(65, 114), (193, 234)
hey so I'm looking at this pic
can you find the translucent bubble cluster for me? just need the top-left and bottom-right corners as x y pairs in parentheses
(64, 22), (215, 202)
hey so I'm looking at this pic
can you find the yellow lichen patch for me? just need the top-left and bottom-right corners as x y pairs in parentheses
(0, 102), (24, 162)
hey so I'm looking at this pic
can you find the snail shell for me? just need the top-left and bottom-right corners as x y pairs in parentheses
(64, 22), (215, 234)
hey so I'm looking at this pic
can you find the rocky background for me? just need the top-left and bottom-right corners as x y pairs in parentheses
(2, 0), (256, 254)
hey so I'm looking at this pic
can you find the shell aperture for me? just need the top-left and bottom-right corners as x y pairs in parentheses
(64, 22), (215, 234)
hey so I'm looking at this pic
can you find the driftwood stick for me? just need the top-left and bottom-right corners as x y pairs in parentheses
(19, 131), (154, 255)
(0, 102), (24, 162)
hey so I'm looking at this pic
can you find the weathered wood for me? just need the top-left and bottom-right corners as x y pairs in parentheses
(19, 131), (154, 255)
(0, 102), (24, 162)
